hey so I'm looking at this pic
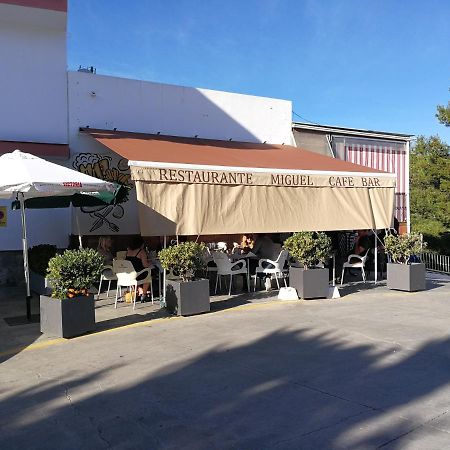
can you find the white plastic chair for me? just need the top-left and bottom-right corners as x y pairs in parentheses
(211, 251), (227, 290)
(340, 248), (370, 286)
(113, 259), (152, 309)
(203, 248), (218, 279)
(213, 252), (249, 296)
(217, 242), (228, 252)
(254, 249), (289, 291)
(97, 265), (117, 300)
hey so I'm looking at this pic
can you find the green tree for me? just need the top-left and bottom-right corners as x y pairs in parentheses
(436, 89), (450, 126)
(410, 136), (450, 252)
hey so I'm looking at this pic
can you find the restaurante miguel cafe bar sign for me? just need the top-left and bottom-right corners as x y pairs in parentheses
(131, 167), (396, 188)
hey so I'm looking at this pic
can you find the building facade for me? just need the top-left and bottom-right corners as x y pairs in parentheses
(292, 123), (412, 233)
(0, 0), (412, 284)
(0, 0), (293, 254)
(0, 0), (70, 252)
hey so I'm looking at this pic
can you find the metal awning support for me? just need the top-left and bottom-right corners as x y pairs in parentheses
(374, 230), (378, 284)
(162, 235), (167, 307)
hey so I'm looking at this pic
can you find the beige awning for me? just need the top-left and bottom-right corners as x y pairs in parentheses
(82, 128), (396, 236)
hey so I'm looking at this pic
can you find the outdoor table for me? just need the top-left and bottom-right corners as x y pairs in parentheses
(229, 251), (257, 259)
(229, 253), (259, 288)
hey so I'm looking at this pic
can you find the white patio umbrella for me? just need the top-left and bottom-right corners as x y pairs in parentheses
(0, 150), (118, 321)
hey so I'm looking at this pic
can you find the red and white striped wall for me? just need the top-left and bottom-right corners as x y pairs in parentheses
(330, 137), (408, 224)
(345, 141), (408, 222)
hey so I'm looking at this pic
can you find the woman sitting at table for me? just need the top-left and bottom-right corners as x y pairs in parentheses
(97, 236), (114, 265)
(126, 236), (151, 301)
(240, 234), (255, 253)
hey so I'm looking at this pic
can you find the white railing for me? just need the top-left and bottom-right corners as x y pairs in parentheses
(421, 252), (450, 274)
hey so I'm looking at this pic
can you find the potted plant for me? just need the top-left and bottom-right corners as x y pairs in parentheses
(28, 244), (59, 295)
(283, 231), (331, 299)
(158, 242), (210, 316)
(40, 248), (104, 338)
(384, 232), (426, 291)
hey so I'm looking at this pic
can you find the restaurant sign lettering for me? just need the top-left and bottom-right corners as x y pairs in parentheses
(131, 167), (395, 188)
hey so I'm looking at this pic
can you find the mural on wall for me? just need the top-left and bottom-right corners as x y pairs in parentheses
(72, 153), (134, 233)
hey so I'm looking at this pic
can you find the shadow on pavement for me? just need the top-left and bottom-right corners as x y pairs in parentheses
(210, 290), (276, 312)
(0, 287), (42, 364)
(1, 326), (449, 449)
(338, 280), (385, 297)
(94, 307), (170, 333)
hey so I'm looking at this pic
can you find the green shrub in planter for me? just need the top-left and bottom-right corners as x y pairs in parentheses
(47, 248), (104, 299)
(384, 233), (427, 292)
(29, 244), (59, 276)
(159, 242), (209, 316)
(384, 232), (425, 264)
(41, 249), (104, 338)
(284, 232), (331, 299)
(283, 232), (331, 269)
(158, 242), (206, 281)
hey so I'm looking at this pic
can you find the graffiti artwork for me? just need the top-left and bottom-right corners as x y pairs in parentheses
(72, 153), (133, 233)
(0, 206), (7, 227)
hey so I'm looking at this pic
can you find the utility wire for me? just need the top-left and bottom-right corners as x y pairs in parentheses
(292, 110), (320, 125)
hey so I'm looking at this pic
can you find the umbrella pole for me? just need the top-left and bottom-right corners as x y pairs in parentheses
(76, 212), (83, 249)
(19, 194), (31, 321)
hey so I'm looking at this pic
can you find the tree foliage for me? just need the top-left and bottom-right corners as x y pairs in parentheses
(384, 233), (425, 264)
(283, 232), (331, 269)
(158, 242), (206, 282)
(436, 89), (450, 127)
(410, 136), (450, 252)
(47, 249), (104, 299)
(29, 244), (59, 276)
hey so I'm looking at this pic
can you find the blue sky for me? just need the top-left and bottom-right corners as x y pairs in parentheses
(68, 0), (450, 142)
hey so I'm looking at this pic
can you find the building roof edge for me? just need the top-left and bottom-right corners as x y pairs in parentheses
(292, 121), (414, 141)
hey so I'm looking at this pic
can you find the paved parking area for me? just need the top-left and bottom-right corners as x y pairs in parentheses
(1, 274), (449, 449)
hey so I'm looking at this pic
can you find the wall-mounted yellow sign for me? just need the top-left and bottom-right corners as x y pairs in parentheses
(0, 207), (7, 227)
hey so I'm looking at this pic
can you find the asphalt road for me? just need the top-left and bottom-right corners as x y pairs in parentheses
(1, 276), (449, 449)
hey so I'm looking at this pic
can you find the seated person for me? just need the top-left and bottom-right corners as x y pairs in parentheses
(253, 234), (276, 260)
(97, 236), (114, 265)
(231, 242), (241, 255)
(248, 234), (277, 276)
(348, 230), (373, 276)
(239, 234), (255, 253)
(354, 230), (371, 256)
(126, 236), (151, 300)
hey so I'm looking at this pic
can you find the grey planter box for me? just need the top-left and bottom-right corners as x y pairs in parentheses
(165, 278), (210, 316)
(387, 263), (426, 292)
(30, 270), (52, 295)
(40, 295), (95, 338)
(289, 267), (329, 299)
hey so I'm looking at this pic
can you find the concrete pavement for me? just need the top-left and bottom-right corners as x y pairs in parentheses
(0, 274), (449, 449)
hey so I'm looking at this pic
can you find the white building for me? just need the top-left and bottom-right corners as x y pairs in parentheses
(0, 0), (293, 254)
(0, 0), (70, 251)
(68, 72), (293, 240)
